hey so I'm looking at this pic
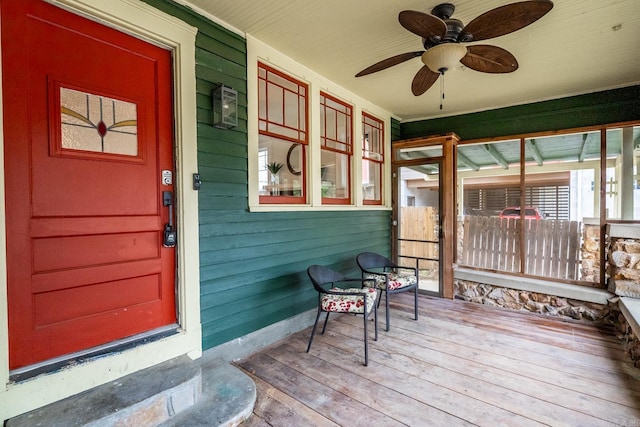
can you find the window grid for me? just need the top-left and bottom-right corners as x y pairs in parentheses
(362, 112), (384, 163)
(258, 63), (308, 145)
(362, 112), (384, 205)
(320, 92), (352, 155)
(321, 92), (352, 205)
(258, 63), (308, 205)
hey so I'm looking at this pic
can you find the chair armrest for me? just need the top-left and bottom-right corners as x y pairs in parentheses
(323, 278), (375, 294)
(392, 265), (418, 275)
(361, 268), (389, 276)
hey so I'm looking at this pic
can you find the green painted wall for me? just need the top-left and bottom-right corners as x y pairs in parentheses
(401, 85), (640, 141)
(391, 117), (401, 142)
(142, 0), (390, 350)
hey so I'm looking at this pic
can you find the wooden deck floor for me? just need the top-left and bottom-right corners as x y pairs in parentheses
(236, 294), (640, 427)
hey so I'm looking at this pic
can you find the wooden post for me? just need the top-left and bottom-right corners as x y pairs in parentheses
(441, 134), (458, 299)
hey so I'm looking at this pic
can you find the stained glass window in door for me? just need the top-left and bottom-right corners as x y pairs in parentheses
(60, 87), (138, 156)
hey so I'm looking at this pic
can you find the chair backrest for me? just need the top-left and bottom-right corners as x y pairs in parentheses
(356, 252), (395, 271)
(307, 265), (345, 293)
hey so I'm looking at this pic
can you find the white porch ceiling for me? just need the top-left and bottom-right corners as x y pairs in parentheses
(178, 0), (640, 122)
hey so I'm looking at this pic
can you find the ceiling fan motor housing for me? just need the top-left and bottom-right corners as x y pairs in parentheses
(423, 17), (471, 49)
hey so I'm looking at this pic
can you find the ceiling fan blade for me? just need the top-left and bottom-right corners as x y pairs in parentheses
(398, 10), (447, 42)
(461, 45), (518, 73)
(411, 66), (440, 96)
(355, 51), (423, 77)
(461, 0), (553, 42)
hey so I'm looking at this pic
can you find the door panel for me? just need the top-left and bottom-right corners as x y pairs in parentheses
(2, 0), (176, 369)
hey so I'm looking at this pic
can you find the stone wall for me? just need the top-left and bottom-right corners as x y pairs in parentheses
(581, 222), (600, 283)
(454, 279), (615, 323)
(614, 308), (640, 368)
(608, 238), (640, 298)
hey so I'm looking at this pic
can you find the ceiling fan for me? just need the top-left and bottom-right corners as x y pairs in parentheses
(355, 1), (554, 98)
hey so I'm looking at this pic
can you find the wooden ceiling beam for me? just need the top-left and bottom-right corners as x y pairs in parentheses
(457, 151), (480, 171)
(578, 133), (590, 163)
(526, 138), (543, 166)
(481, 144), (509, 169)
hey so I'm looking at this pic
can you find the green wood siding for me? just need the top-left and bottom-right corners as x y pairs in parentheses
(401, 85), (640, 141)
(391, 117), (401, 142)
(142, 0), (390, 350)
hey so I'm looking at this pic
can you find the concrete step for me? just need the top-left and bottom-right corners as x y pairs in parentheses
(7, 355), (255, 427)
(159, 361), (255, 427)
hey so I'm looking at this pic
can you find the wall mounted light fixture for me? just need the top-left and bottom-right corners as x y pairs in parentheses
(213, 84), (238, 129)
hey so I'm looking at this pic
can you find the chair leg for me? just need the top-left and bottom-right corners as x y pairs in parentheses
(374, 297), (378, 341)
(306, 308), (322, 353)
(363, 309), (368, 366)
(414, 285), (419, 321)
(385, 291), (390, 332)
(321, 312), (330, 334)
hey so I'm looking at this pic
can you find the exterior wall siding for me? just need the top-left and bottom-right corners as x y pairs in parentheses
(391, 117), (401, 142)
(401, 85), (640, 141)
(142, 0), (390, 350)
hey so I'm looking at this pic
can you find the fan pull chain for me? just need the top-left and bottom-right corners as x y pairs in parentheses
(439, 72), (445, 110)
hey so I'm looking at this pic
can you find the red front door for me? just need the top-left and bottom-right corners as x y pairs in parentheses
(2, 0), (177, 369)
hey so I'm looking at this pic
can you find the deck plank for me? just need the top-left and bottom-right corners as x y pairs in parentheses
(237, 294), (640, 427)
(246, 373), (339, 427)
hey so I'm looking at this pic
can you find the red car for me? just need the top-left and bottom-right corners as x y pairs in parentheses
(499, 207), (544, 220)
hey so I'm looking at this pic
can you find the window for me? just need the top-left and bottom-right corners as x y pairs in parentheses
(258, 63), (308, 203)
(54, 85), (140, 162)
(320, 92), (352, 204)
(457, 130), (612, 284)
(362, 112), (384, 204)
(248, 38), (392, 211)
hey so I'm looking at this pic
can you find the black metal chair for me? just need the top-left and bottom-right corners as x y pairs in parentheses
(356, 252), (418, 331)
(306, 265), (378, 366)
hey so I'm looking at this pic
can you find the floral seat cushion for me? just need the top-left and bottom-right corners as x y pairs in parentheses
(366, 272), (417, 291)
(321, 287), (377, 314)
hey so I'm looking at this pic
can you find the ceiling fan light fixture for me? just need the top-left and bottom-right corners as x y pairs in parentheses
(421, 43), (467, 74)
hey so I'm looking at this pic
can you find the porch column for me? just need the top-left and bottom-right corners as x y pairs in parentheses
(621, 127), (634, 219)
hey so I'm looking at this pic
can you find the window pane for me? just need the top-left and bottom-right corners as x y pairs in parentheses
(258, 63), (308, 146)
(458, 139), (521, 273)
(258, 64), (308, 204)
(523, 135), (579, 281)
(523, 131), (601, 283)
(362, 113), (383, 204)
(299, 97), (306, 133)
(267, 83), (284, 124)
(258, 79), (267, 122)
(321, 92), (352, 155)
(267, 69), (299, 93)
(320, 92), (352, 204)
(61, 87), (137, 156)
(362, 159), (381, 202)
(325, 107), (337, 140)
(259, 135), (304, 199)
(363, 113), (383, 160)
(321, 150), (350, 202)
(284, 91), (300, 129)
